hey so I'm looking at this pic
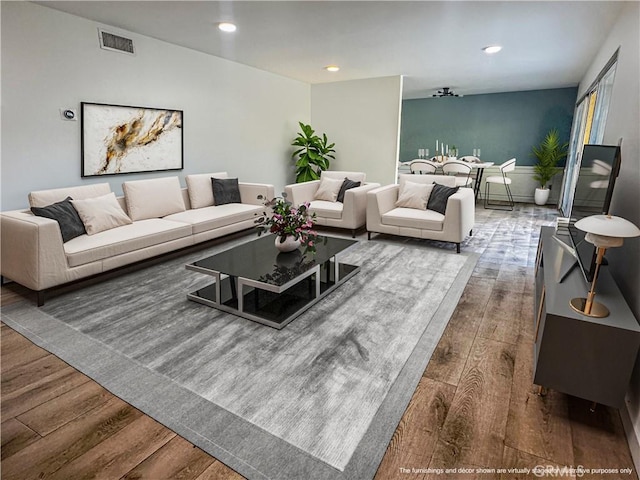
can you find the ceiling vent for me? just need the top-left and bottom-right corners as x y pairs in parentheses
(98, 29), (135, 55)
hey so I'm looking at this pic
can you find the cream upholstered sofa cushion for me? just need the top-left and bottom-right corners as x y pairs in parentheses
(71, 192), (133, 235)
(163, 203), (263, 235)
(123, 177), (186, 221)
(308, 200), (343, 219)
(314, 176), (344, 202)
(395, 181), (434, 210)
(28, 183), (112, 208)
(185, 172), (228, 209)
(64, 218), (192, 267)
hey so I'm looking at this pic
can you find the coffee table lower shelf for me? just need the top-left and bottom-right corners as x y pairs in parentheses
(187, 262), (359, 329)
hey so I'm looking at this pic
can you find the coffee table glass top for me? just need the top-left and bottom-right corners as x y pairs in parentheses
(189, 234), (358, 286)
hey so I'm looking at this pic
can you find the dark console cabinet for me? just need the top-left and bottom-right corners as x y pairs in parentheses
(534, 226), (640, 408)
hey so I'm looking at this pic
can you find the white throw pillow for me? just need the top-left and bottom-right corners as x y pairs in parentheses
(71, 192), (132, 235)
(123, 177), (186, 221)
(186, 172), (228, 209)
(395, 181), (434, 210)
(314, 177), (344, 202)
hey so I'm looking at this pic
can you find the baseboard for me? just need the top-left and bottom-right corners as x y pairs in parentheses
(621, 395), (640, 473)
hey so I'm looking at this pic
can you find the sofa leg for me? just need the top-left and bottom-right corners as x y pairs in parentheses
(367, 231), (372, 241)
(36, 290), (45, 307)
(470, 229), (473, 236)
(456, 243), (461, 254)
(351, 229), (356, 239)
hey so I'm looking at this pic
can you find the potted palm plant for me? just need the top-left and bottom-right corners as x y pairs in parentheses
(291, 122), (336, 183)
(531, 129), (568, 205)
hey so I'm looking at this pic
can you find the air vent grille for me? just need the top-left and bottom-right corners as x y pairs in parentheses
(98, 29), (135, 55)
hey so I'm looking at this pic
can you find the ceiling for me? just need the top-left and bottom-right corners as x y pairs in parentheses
(36, 1), (625, 99)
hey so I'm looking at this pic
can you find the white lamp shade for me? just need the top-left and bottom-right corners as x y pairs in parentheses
(574, 215), (640, 238)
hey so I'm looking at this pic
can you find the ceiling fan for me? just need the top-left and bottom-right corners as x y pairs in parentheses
(432, 87), (460, 97)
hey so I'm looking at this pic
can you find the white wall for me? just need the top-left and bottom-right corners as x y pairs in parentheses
(310, 76), (403, 185)
(0, 2), (310, 210)
(577, 1), (640, 470)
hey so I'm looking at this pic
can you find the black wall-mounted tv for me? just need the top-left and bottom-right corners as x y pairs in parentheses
(567, 144), (622, 282)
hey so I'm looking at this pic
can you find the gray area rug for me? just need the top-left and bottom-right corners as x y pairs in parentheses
(2, 234), (478, 480)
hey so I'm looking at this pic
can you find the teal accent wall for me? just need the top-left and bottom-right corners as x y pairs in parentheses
(400, 87), (578, 167)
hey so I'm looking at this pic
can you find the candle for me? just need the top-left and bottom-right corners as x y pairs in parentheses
(436, 140), (439, 151)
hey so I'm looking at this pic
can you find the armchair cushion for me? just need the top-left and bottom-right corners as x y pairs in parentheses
(309, 200), (343, 220)
(427, 184), (459, 215)
(396, 181), (434, 210)
(314, 176), (344, 202)
(382, 208), (444, 231)
(337, 178), (361, 203)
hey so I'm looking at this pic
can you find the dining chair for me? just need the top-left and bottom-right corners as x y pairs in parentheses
(442, 160), (473, 187)
(409, 159), (438, 174)
(484, 158), (516, 210)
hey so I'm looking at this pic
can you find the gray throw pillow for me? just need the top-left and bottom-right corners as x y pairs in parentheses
(427, 183), (459, 215)
(212, 177), (241, 205)
(31, 196), (86, 242)
(337, 178), (362, 203)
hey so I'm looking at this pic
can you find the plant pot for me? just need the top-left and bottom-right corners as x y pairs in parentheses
(534, 187), (550, 206)
(274, 235), (301, 253)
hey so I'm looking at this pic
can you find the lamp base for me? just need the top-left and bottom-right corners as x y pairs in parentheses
(569, 297), (609, 318)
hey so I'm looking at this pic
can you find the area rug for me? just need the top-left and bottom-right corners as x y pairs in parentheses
(2, 235), (478, 480)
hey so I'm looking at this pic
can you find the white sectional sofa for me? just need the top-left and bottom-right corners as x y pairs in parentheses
(1, 173), (274, 305)
(366, 174), (475, 253)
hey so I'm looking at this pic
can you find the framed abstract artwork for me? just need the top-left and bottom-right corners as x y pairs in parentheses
(81, 102), (183, 177)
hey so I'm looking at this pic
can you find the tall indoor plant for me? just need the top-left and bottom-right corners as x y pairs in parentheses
(291, 122), (335, 183)
(531, 129), (568, 205)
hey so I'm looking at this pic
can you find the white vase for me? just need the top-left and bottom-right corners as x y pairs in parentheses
(534, 187), (550, 206)
(274, 235), (301, 253)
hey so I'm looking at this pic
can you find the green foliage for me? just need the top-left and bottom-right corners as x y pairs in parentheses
(531, 129), (568, 189)
(291, 122), (335, 183)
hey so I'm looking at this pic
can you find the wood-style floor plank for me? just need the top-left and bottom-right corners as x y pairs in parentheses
(0, 418), (40, 461)
(430, 337), (516, 469)
(504, 333), (574, 465)
(501, 446), (576, 480)
(193, 461), (246, 480)
(423, 278), (493, 386)
(17, 380), (113, 436)
(121, 435), (216, 480)
(568, 396), (639, 480)
(374, 378), (455, 480)
(1, 365), (90, 419)
(475, 286), (523, 346)
(1, 326), (49, 371)
(47, 415), (175, 480)
(1, 397), (142, 480)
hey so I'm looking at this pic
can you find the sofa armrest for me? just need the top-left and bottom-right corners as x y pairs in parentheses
(341, 183), (381, 227)
(284, 181), (320, 207)
(0, 210), (70, 291)
(442, 187), (475, 240)
(238, 182), (275, 205)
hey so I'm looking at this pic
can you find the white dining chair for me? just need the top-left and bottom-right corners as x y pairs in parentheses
(409, 159), (438, 174)
(484, 158), (516, 210)
(442, 160), (473, 187)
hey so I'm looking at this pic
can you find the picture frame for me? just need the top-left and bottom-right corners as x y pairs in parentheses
(81, 102), (183, 177)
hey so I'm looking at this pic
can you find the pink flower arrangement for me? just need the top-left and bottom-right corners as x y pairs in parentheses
(255, 194), (319, 253)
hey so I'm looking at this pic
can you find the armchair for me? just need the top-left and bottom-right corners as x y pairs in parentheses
(284, 171), (380, 238)
(366, 174), (475, 253)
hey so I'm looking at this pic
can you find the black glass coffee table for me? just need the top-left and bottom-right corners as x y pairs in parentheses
(186, 235), (360, 329)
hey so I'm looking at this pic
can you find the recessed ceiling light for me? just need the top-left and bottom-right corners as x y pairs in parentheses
(483, 45), (502, 54)
(324, 65), (340, 72)
(218, 22), (237, 33)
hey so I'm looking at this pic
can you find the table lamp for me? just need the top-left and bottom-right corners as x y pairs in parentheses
(570, 214), (640, 318)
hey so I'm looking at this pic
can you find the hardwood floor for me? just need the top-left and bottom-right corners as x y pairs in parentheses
(1, 205), (637, 479)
